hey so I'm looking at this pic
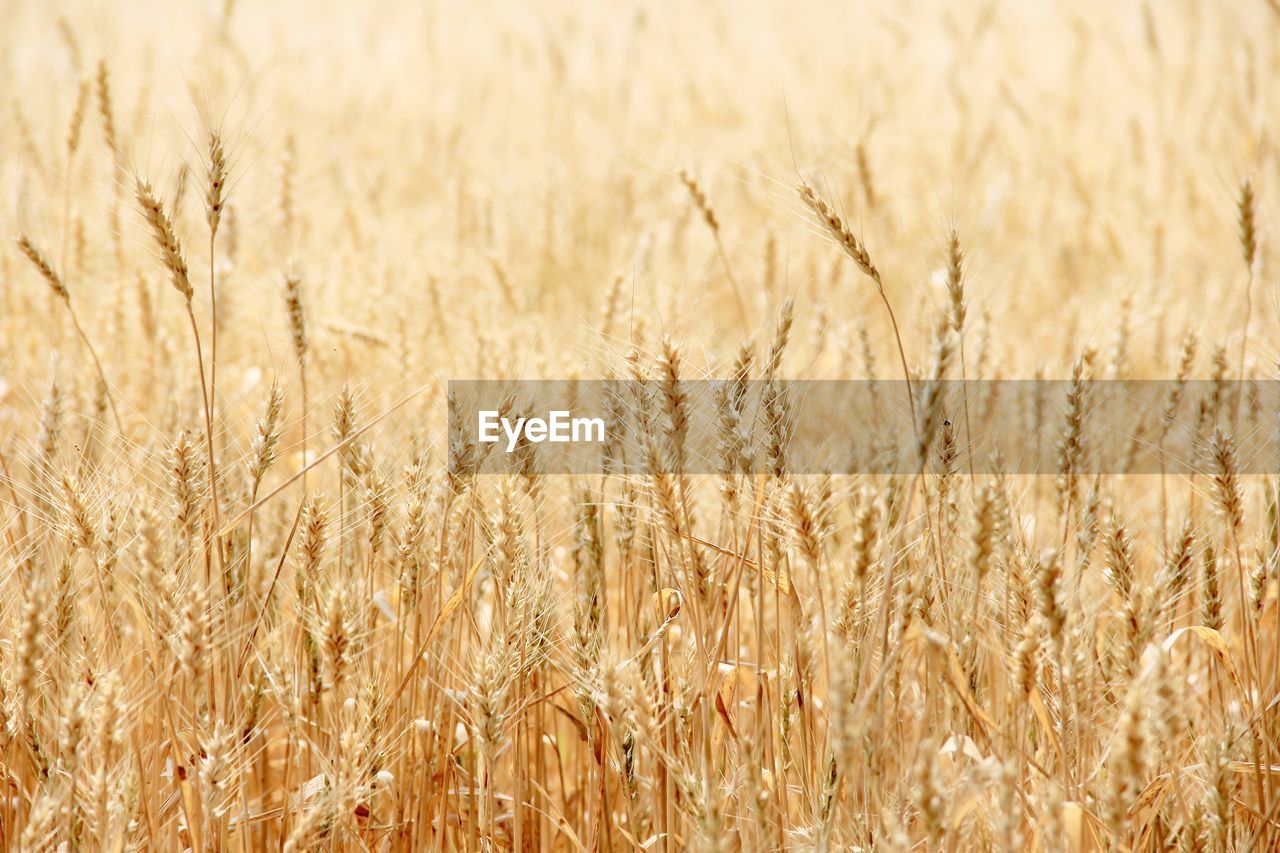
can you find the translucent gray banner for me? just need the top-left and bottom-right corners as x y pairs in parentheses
(446, 380), (1279, 475)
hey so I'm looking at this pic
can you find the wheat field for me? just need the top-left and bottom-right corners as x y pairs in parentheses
(1, 0), (1278, 850)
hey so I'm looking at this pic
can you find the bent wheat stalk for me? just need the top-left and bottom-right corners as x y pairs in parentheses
(15, 235), (121, 429)
(798, 182), (917, 423)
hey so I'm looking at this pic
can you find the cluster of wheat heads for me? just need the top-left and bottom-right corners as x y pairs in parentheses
(2, 1), (1280, 850)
